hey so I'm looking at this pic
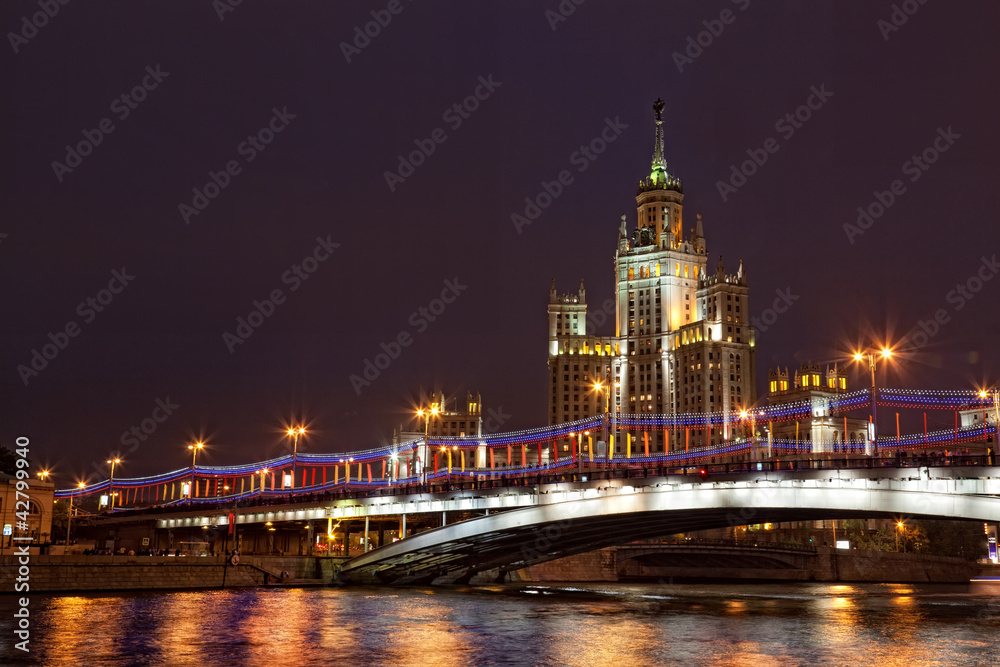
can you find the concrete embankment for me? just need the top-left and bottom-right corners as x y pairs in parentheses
(0, 555), (349, 593)
(515, 546), (990, 584)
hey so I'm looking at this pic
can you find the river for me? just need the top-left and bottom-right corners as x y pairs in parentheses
(2, 582), (998, 665)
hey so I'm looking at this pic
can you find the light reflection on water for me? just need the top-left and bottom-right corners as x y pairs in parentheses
(1, 582), (997, 666)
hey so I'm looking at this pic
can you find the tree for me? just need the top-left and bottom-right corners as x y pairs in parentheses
(0, 445), (19, 475)
(913, 520), (986, 561)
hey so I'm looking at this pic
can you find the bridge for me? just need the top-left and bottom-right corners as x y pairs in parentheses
(83, 456), (1000, 584)
(54, 386), (999, 582)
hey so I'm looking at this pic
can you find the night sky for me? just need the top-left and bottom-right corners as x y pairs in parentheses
(4, 1), (999, 481)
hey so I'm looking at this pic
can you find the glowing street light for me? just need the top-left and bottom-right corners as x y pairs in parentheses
(416, 402), (440, 483)
(106, 457), (121, 510)
(978, 387), (1000, 463)
(66, 481), (85, 545)
(259, 467), (269, 497)
(852, 344), (895, 456)
(187, 441), (204, 501)
(287, 426), (306, 490)
(593, 374), (620, 464)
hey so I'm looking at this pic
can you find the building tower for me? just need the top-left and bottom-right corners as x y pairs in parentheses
(548, 99), (757, 455)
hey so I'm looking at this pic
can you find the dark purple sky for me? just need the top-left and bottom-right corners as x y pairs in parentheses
(3, 1), (999, 481)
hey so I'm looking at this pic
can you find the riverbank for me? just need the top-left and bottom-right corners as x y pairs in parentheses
(0, 554), (347, 593)
(515, 546), (997, 584)
(3, 548), (996, 593)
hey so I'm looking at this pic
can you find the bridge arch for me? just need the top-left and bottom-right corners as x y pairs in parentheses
(341, 470), (1000, 585)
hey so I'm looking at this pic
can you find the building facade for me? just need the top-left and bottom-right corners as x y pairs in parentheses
(1, 472), (54, 554)
(766, 363), (870, 452)
(548, 99), (757, 454)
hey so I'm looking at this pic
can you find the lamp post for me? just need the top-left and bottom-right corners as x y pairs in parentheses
(106, 457), (121, 510)
(593, 374), (620, 464)
(853, 346), (893, 457)
(187, 442), (204, 501)
(416, 404), (439, 483)
(259, 467), (269, 497)
(66, 481), (85, 545)
(287, 426), (306, 490)
(979, 387), (999, 463)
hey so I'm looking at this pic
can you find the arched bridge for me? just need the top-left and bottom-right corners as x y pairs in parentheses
(338, 462), (1000, 585)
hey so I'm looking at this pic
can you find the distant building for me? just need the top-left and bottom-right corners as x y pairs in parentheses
(0, 472), (54, 553)
(394, 391), (485, 474)
(765, 363), (870, 453)
(548, 99), (756, 454)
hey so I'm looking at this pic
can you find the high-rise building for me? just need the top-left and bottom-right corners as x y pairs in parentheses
(548, 99), (757, 454)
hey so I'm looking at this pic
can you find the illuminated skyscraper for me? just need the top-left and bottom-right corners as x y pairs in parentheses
(548, 99), (757, 453)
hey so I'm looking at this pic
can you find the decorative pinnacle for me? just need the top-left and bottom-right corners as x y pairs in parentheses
(637, 97), (682, 194)
(653, 98), (665, 121)
(651, 98), (666, 171)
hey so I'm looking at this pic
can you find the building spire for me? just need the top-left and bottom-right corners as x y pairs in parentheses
(651, 98), (667, 173)
(638, 98), (682, 194)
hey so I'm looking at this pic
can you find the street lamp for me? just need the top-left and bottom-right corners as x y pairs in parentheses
(416, 404), (440, 483)
(187, 442), (204, 501)
(853, 346), (893, 456)
(106, 457), (121, 510)
(67, 481), (85, 545)
(593, 374), (620, 463)
(978, 387), (999, 462)
(896, 520), (905, 552)
(259, 467), (269, 497)
(287, 426), (306, 490)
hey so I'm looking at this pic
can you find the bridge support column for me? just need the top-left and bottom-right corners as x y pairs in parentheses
(364, 516), (370, 553)
(442, 511), (447, 527)
(400, 514), (406, 539)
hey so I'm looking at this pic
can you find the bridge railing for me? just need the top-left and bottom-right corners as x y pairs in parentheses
(97, 453), (998, 518)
